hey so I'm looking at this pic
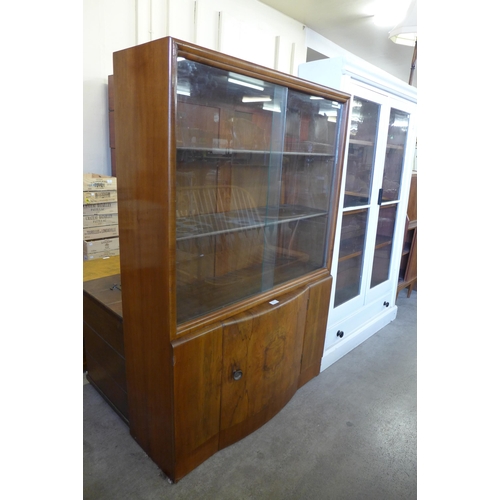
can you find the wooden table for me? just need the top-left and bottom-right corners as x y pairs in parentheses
(83, 255), (120, 282)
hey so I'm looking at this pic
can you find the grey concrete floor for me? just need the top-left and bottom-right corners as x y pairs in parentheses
(83, 291), (417, 499)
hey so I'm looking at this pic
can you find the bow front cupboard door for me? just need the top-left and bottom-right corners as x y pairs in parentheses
(219, 286), (308, 449)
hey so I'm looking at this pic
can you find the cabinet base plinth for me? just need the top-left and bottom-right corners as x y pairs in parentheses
(321, 306), (397, 372)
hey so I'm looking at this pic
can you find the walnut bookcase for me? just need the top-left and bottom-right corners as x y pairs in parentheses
(84, 37), (350, 482)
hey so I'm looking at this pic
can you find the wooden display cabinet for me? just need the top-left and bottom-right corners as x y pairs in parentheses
(84, 37), (350, 482)
(108, 75), (116, 177)
(397, 171), (417, 298)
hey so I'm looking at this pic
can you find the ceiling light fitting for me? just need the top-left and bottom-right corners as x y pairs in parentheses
(228, 77), (264, 91)
(389, 0), (417, 86)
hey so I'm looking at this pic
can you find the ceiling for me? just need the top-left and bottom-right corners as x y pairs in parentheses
(258, 0), (417, 86)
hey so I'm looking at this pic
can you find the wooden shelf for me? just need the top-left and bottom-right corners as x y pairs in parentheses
(338, 250), (363, 262)
(177, 204), (327, 241)
(177, 145), (337, 157)
(350, 138), (374, 147)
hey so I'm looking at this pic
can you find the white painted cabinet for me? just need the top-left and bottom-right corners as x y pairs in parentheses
(299, 56), (417, 371)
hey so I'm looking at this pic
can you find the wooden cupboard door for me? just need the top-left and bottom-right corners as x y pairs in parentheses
(172, 323), (223, 481)
(298, 275), (332, 388)
(219, 287), (308, 449)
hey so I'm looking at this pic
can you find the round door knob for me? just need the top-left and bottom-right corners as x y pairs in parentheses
(232, 369), (243, 381)
(337, 330), (344, 338)
(384, 301), (389, 307)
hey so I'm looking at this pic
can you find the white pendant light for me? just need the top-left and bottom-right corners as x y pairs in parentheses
(389, 0), (417, 46)
(389, 0), (417, 85)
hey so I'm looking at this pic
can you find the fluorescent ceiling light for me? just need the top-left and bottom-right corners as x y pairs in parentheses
(228, 77), (264, 91)
(263, 103), (281, 113)
(392, 117), (409, 128)
(242, 96), (272, 103)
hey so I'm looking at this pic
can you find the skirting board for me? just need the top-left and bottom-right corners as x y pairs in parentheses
(320, 306), (398, 372)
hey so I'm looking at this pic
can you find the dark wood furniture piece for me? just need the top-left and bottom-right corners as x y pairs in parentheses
(83, 273), (127, 420)
(108, 75), (116, 177)
(84, 36), (350, 483)
(397, 171), (417, 298)
(83, 256), (121, 373)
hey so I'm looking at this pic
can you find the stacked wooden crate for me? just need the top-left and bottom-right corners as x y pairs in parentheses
(83, 173), (119, 260)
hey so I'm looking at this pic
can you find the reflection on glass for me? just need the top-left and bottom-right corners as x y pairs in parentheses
(334, 96), (379, 309)
(285, 92), (340, 154)
(174, 58), (343, 323)
(343, 97), (380, 208)
(380, 108), (410, 202)
(334, 209), (368, 307)
(370, 204), (397, 288)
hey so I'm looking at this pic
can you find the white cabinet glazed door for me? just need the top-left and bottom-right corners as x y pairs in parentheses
(328, 85), (384, 324)
(328, 84), (416, 323)
(298, 54), (417, 371)
(363, 95), (416, 305)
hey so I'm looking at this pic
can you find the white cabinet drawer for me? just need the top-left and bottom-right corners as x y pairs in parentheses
(323, 291), (395, 352)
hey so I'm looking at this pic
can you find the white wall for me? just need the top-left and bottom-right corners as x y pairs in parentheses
(83, 0), (306, 176)
(304, 28), (353, 60)
(83, 0), (136, 175)
(304, 28), (416, 99)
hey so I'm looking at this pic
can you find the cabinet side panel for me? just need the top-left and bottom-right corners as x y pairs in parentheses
(113, 38), (177, 477)
(407, 172), (417, 223)
(405, 229), (417, 282)
(83, 289), (124, 355)
(298, 275), (332, 388)
(85, 354), (129, 422)
(83, 323), (127, 391)
(172, 324), (223, 481)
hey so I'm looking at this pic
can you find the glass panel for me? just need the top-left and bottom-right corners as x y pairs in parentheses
(380, 108), (410, 202)
(274, 90), (341, 288)
(370, 204), (397, 288)
(344, 97), (380, 208)
(284, 91), (340, 155)
(334, 209), (368, 307)
(175, 58), (343, 324)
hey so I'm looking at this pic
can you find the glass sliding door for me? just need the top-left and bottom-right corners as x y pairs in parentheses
(175, 58), (345, 323)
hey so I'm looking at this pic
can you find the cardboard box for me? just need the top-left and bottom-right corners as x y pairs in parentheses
(84, 248), (120, 261)
(83, 190), (118, 204)
(83, 224), (119, 241)
(83, 237), (119, 256)
(83, 202), (118, 216)
(83, 213), (119, 228)
(83, 173), (117, 191)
